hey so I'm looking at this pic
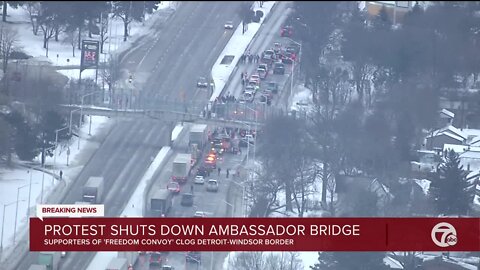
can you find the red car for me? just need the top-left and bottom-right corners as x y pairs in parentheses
(280, 25), (293, 37)
(167, 181), (180, 194)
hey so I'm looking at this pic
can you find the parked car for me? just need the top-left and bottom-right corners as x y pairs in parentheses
(262, 50), (276, 61)
(257, 68), (267, 79)
(286, 44), (300, 54)
(161, 266), (175, 270)
(181, 193), (194, 206)
(250, 74), (260, 83)
(167, 181), (180, 194)
(206, 179), (219, 192)
(186, 252), (201, 263)
(258, 63), (268, 72)
(273, 62), (285, 75)
(196, 77), (208, 88)
(266, 81), (278, 94)
(259, 94), (272, 106)
(194, 211), (208, 217)
(224, 21), (234, 29)
(244, 84), (256, 94)
(281, 25), (294, 37)
(194, 175), (205, 184)
(243, 92), (255, 103)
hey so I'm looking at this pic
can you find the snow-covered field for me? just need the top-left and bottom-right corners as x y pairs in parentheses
(0, 115), (109, 256)
(7, 1), (175, 80)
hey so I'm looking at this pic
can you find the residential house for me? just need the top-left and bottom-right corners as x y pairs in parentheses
(335, 175), (394, 216)
(425, 126), (467, 152)
(359, 1), (427, 25)
(439, 109), (455, 127)
(443, 144), (480, 172)
(420, 256), (478, 270)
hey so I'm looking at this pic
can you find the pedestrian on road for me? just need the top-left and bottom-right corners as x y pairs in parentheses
(191, 184), (194, 193)
(218, 167), (221, 176)
(59, 170), (63, 180)
(226, 169), (230, 178)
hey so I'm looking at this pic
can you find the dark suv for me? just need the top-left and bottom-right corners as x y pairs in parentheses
(181, 193), (194, 206)
(273, 62), (285, 75)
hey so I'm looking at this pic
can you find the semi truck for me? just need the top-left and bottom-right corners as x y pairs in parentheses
(28, 265), (47, 270)
(171, 154), (192, 183)
(150, 189), (173, 217)
(83, 176), (104, 203)
(37, 252), (60, 270)
(189, 124), (208, 149)
(106, 257), (128, 270)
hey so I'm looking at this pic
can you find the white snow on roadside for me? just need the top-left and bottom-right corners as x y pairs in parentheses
(0, 116), (109, 259)
(210, 1), (276, 103)
(171, 124), (184, 142)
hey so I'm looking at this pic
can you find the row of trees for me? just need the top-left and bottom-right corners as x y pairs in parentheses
(2, 1), (160, 55)
(248, 2), (479, 268)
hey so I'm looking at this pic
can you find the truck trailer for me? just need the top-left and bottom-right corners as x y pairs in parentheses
(189, 124), (208, 149)
(83, 176), (105, 203)
(171, 154), (192, 183)
(150, 189), (173, 217)
(37, 252), (60, 270)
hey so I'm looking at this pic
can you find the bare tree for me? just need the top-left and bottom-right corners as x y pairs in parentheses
(291, 159), (317, 217)
(24, 2), (41, 35)
(0, 23), (18, 74)
(99, 12), (109, 53)
(63, 28), (79, 57)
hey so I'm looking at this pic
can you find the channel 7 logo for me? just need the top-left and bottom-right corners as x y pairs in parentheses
(431, 222), (458, 247)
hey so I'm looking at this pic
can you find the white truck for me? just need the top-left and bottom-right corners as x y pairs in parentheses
(150, 189), (173, 217)
(83, 176), (105, 204)
(37, 252), (60, 270)
(106, 257), (128, 270)
(171, 154), (192, 184)
(28, 265), (47, 270)
(189, 124), (208, 149)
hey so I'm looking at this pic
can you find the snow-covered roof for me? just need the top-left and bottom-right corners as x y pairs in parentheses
(429, 126), (467, 142)
(421, 256), (478, 270)
(470, 136), (480, 147)
(462, 128), (480, 138)
(475, 195), (480, 206)
(443, 144), (472, 153)
(440, 108), (455, 119)
(459, 151), (480, 159)
(383, 256), (404, 269)
(414, 179), (431, 195)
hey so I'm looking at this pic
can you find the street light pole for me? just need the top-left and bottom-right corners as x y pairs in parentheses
(222, 200), (234, 217)
(69, 108), (81, 135)
(14, 184), (28, 244)
(79, 92), (98, 150)
(1, 201), (17, 252)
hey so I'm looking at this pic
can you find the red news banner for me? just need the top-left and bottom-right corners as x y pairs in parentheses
(30, 218), (480, 252)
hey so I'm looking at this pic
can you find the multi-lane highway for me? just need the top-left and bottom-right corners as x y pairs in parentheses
(9, 2), (293, 269)
(136, 123), (246, 270)
(10, 2), (245, 270)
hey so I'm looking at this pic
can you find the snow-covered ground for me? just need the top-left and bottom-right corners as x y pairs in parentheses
(0, 115), (109, 257)
(7, 1), (175, 80)
(210, 1), (275, 103)
(171, 124), (184, 142)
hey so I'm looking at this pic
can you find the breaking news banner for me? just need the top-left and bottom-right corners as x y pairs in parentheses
(30, 217), (480, 252)
(36, 204), (105, 220)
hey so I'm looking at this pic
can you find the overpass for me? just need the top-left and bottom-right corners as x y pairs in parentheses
(58, 103), (281, 129)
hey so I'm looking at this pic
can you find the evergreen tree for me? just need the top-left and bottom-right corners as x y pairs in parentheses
(4, 111), (40, 160)
(429, 150), (474, 215)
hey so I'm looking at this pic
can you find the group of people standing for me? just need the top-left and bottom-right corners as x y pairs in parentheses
(241, 51), (260, 64)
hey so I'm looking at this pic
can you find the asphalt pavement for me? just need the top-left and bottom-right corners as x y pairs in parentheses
(137, 123), (246, 270)
(10, 3), (246, 269)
